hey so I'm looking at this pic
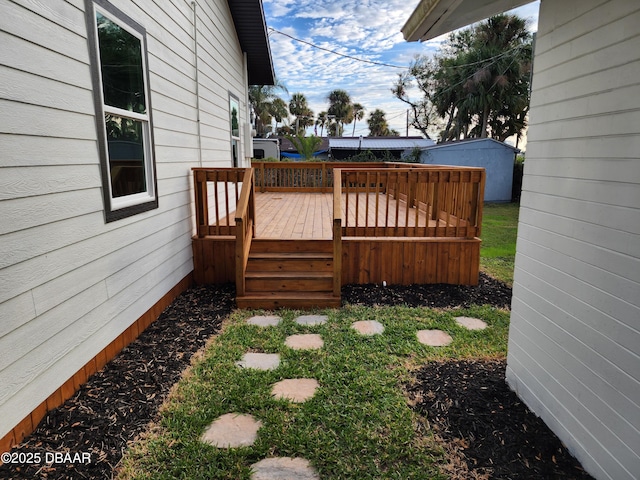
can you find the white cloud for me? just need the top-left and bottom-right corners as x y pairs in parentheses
(264, 0), (540, 137)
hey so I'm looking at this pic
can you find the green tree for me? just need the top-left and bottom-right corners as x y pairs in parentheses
(288, 93), (314, 134)
(394, 14), (532, 142)
(367, 109), (397, 137)
(286, 132), (323, 161)
(327, 89), (354, 136)
(315, 111), (328, 137)
(249, 80), (288, 137)
(351, 103), (365, 136)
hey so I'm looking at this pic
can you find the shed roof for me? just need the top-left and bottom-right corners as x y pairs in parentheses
(402, 0), (531, 41)
(227, 0), (275, 85)
(329, 137), (435, 150)
(423, 138), (520, 152)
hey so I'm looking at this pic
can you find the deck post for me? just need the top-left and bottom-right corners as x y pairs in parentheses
(193, 169), (208, 238)
(333, 169), (342, 295)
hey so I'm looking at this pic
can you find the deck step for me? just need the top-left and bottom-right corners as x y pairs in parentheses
(245, 272), (333, 292)
(247, 252), (333, 272)
(250, 239), (332, 254)
(238, 239), (339, 309)
(236, 292), (341, 310)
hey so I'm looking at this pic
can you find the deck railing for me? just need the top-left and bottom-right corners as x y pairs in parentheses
(234, 168), (255, 296)
(252, 161), (388, 192)
(192, 167), (255, 293)
(193, 168), (249, 237)
(339, 166), (484, 238)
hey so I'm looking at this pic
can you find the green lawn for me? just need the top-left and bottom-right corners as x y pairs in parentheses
(119, 305), (510, 480)
(480, 202), (520, 285)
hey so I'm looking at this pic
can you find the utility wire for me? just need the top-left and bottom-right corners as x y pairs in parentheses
(268, 27), (406, 69)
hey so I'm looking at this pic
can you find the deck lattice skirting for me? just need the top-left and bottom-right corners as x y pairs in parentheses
(192, 162), (485, 309)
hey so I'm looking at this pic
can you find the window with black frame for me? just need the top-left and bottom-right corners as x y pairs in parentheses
(87, 0), (158, 221)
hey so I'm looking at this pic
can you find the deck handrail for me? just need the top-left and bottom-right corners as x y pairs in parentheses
(192, 167), (248, 237)
(234, 168), (255, 296)
(332, 169), (343, 296)
(339, 167), (485, 239)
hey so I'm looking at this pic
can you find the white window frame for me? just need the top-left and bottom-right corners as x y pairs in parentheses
(86, 0), (158, 221)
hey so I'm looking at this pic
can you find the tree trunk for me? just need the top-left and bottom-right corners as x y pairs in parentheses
(481, 105), (490, 138)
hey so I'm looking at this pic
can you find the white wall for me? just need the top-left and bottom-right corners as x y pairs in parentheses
(0, 0), (249, 439)
(507, 0), (640, 478)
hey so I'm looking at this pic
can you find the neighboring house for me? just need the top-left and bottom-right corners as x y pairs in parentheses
(403, 1), (639, 479)
(420, 138), (519, 202)
(0, 0), (273, 453)
(329, 136), (435, 160)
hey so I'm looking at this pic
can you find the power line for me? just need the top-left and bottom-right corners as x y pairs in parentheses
(268, 27), (406, 70)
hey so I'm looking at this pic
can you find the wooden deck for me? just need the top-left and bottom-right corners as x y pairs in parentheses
(191, 164), (485, 309)
(219, 192), (444, 239)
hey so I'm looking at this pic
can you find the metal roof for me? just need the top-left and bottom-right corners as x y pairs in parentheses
(402, 0), (531, 42)
(329, 137), (436, 150)
(227, 0), (275, 85)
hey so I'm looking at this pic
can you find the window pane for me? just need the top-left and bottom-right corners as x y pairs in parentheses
(106, 114), (147, 197)
(230, 97), (239, 137)
(96, 12), (146, 114)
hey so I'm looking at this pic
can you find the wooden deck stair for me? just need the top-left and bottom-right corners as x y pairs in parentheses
(236, 239), (341, 309)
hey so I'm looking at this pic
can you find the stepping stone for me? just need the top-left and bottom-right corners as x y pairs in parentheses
(271, 378), (319, 403)
(236, 352), (280, 370)
(201, 413), (261, 448)
(247, 315), (282, 327)
(295, 314), (328, 326)
(251, 457), (319, 480)
(417, 329), (453, 347)
(285, 334), (324, 350)
(351, 320), (384, 336)
(455, 316), (488, 330)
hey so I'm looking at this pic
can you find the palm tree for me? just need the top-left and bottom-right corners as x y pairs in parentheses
(351, 103), (365, 136)
(327, 89), (353, 136)
(285, 132), (323, 161)
(249, 80), (288, 137)
(315, 111), (328, 136)
(288, 93), (314, 134)
(434, 14), (532, 139)
(367, 109), (392, 137)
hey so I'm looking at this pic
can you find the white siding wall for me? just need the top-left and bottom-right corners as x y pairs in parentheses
(507, 0), (640, 478)
(0, 0), (250, 439)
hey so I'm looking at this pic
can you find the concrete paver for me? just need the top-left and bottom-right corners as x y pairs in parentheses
(417, 329), (453, 346)
(251, 457), (319, 480)
(271, 378), (319, 403)
(285, 334), (324, 350)
(236, 352), (280, 370)
(247, 315), (282, 327)
(201, 413), (261, 448)
(351, 320), (384, 336)
(295, 314), (328, 326)
(455, 316), (488, 330)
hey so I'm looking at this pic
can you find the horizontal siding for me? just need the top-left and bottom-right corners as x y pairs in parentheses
(508, 0), (640, 479)
(0, 0), (249, 441)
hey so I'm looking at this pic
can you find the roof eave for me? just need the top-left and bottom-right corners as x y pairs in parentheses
(402, 0), (533, 42)
(227, 0), (275, 85)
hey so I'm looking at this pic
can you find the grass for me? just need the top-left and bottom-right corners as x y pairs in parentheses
(480, 202), (520, 285)
(118, 305), (510, 479)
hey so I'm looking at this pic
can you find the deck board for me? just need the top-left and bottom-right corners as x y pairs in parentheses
(216, 192), (441, 239)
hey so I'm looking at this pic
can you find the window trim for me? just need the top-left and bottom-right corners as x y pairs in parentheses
(229, 92), (241, 167)
(85, 0), (158, 222)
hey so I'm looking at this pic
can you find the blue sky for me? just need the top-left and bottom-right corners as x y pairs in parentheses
(262, 0), (540, 137)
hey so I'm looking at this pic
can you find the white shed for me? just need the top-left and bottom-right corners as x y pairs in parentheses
(403, 1), (640, 479)
(0, 0), (274, 453)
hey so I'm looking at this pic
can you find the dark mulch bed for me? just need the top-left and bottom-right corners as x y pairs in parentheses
(1, 275), (590, 479)
(0, 284), (235, 480)
(342, 272), (513, 309)
(407, 359), (594, 479)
